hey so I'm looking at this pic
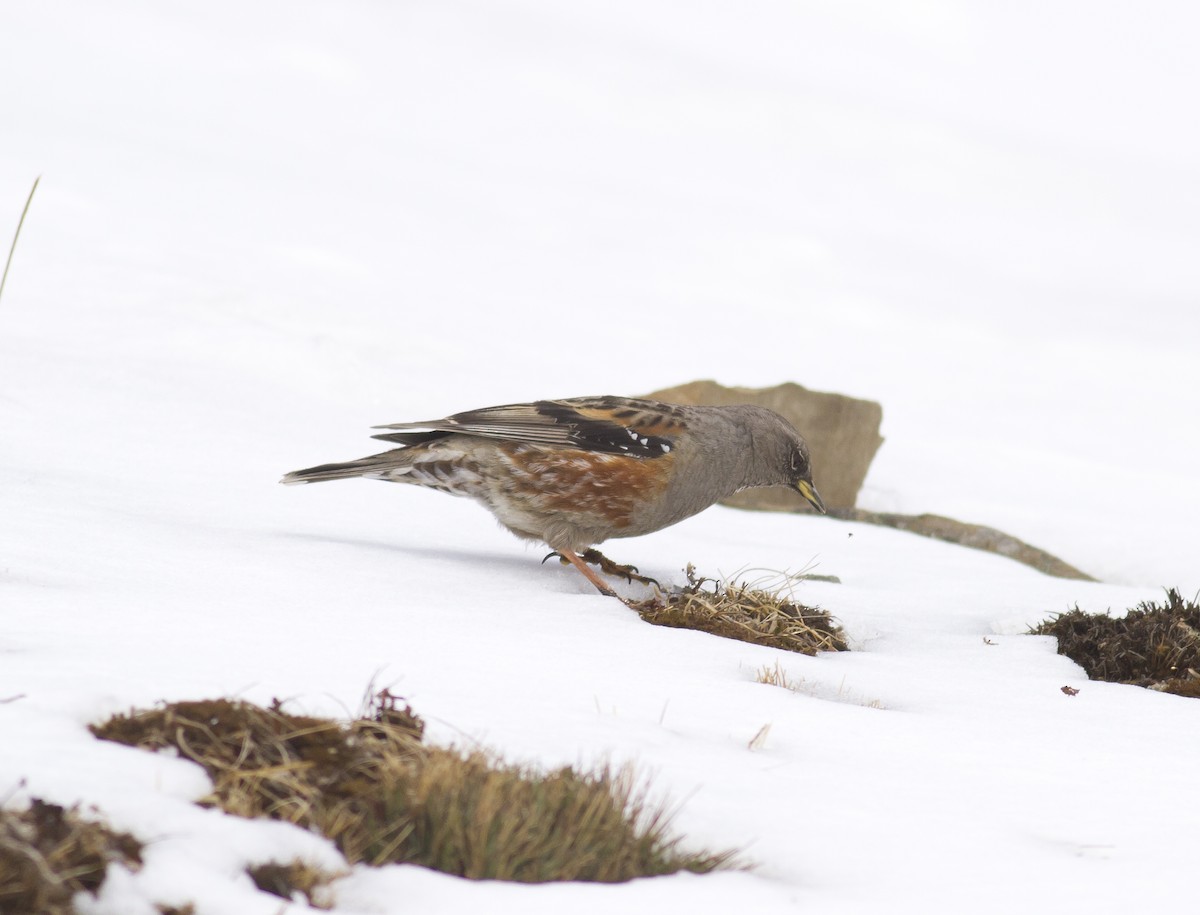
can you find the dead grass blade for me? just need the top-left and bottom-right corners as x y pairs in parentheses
(1, 176), (39, 307)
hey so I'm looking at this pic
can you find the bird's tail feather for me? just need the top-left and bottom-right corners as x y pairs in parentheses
(279, 449), (410, 485)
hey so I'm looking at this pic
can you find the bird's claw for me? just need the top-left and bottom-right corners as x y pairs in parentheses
(542, 548), (659, 589)
(580, 549), (659, 587)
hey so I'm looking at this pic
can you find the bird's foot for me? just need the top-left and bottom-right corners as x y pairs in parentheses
(580, 549), (660, 588)
(542, 548), (659, 594)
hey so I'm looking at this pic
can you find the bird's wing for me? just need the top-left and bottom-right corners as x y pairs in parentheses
(371, 396), (687, 458)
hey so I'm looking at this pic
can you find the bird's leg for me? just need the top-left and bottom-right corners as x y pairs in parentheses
(554, 548), (618, 598)
(541, 548), (658, 594)
(580, 549), (660, 587)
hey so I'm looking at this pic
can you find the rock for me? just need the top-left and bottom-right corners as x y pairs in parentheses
(829, 509), (1096, 581)
(645, 380), (1092, 581)
(646, 379), (883, 512)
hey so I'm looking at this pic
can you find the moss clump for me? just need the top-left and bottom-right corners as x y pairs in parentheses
(1032, 587), (1200, 696)
(92, 692), (734, 883)
(630, 565), (848, 655)
(0, 798), (142, 914)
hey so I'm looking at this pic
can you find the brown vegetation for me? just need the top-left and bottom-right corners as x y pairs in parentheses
(91, 691), (734, 883)
(0, 798), (141, 915)
(1033, 588), (1200, 697)
(631, 565), (848, 655)
(247, 860), (335, 908)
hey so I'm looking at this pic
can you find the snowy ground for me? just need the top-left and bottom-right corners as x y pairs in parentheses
(2, 2), (1198, 913)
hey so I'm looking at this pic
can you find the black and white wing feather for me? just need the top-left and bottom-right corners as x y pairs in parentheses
(371, 396), (685, 458)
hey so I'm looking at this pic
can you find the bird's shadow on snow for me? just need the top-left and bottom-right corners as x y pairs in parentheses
(274, 530), (567, 578)
(270, 530), (663, 598)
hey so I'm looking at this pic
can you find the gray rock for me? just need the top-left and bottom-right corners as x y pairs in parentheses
(828, 509), (1096, 581)
(646, 379), (1093, 582)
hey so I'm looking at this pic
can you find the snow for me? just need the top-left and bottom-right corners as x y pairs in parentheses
(2, 1), (1198, 912)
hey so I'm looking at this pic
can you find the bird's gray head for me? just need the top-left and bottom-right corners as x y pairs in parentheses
(742, 406), (826, 514)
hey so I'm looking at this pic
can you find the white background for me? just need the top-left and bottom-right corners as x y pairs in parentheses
(2, 2), (1197, 913)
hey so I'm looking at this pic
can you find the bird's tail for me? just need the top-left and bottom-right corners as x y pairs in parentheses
(279, 449), (411, 485)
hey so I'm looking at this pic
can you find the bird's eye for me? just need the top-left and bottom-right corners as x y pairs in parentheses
(790, 449), (807, 474)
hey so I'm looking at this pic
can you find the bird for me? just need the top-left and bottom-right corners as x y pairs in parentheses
(281, 395), (825, 597)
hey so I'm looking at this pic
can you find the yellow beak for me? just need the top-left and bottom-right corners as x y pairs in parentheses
(795, 479), (826, 514)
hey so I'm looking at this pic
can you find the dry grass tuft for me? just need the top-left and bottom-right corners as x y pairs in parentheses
(90, 692), (424, 866)
(91, 692), (733, 883)
(395, 749), (733, 881)
(0, 798), (142, 915)
(629, 565), (848, 655)
(754, 660), (885, 709)
(1032, 588), (1200, 696)
(90, 692), (425, 826)
(755, 661), (803, 690)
